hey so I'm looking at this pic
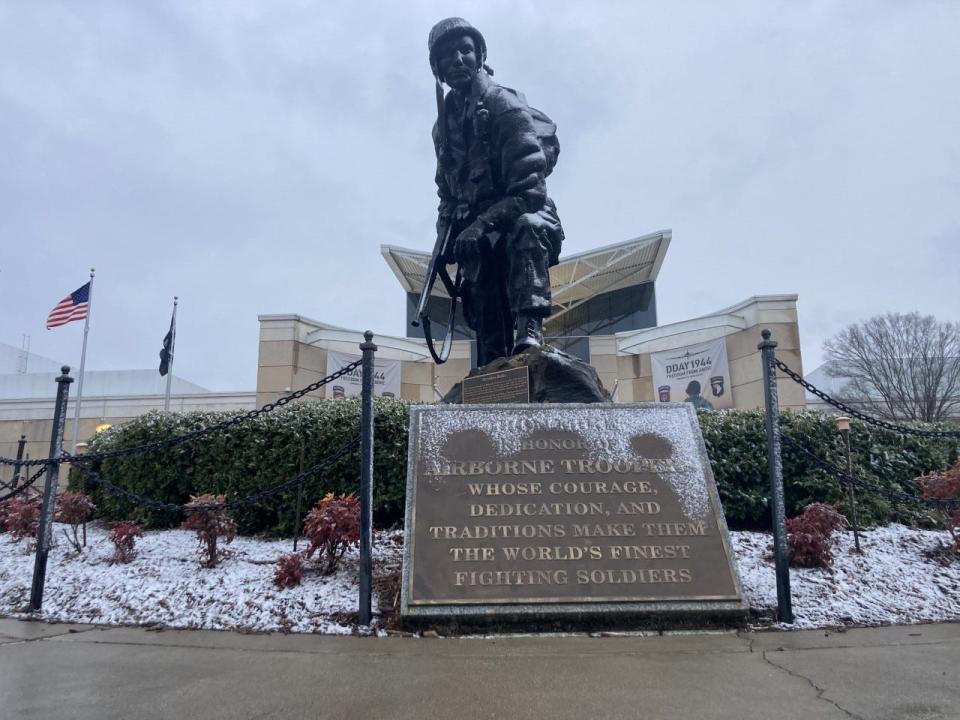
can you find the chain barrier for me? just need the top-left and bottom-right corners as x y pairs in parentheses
(775, 359), (960, 439)
(0, 359), (364, 471)
(779, 433), (957, 510)
(73, 435), (360, 514)
(0, 455), (50, 468)
(0, 464), (48, 503)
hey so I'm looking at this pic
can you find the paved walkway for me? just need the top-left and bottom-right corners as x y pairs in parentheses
(1, 619), (957, 719)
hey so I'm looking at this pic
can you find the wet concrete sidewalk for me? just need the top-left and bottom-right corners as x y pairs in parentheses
(1, 619), (957, 719)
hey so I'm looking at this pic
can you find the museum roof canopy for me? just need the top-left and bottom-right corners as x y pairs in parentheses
(381, 229), (671, 322)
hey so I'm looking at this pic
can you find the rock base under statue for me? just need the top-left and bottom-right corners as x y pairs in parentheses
(441, 345), (612, 404)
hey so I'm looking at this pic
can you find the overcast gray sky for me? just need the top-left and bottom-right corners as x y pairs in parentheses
(2, 1), (958, 392)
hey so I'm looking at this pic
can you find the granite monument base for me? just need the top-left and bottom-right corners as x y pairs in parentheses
(400, 403), (747, 629)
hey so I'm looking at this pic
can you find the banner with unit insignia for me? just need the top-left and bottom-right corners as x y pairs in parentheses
(651, 338), (732, 411)
(325, 349), (401, 399)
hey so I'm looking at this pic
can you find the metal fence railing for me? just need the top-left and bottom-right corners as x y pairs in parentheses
(1, 332), (379, 625)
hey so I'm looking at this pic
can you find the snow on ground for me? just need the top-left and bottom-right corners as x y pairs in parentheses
(734, 524), (960, 629)
(1, 523), (957, 633)
(0, 524), (402, 634)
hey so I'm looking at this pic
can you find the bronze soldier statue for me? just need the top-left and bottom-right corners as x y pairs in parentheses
(424, 18), (565, 366)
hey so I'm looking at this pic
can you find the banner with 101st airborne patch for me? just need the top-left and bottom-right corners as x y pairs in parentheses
(325, 349), (401, 399)
(651, 338), (732, 411)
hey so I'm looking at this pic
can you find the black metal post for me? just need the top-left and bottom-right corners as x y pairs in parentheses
(30, 366), (73, 611)
(758, 330), (793, 624)
(358, 331), (377, 626)
(12, 434), (26, 487)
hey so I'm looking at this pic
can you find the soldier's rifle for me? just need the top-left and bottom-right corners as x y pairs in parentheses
(412, 223), (462, 365)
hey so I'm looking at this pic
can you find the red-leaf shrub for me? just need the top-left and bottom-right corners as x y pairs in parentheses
(786, 502), (848, 568)
(181, 494), (237, 568)
(0, 498), (11, 533)
(109, 521), (143, 563)
(917, 460), (960, 550)
(273, 553), (305, 588)
(56, 491), (95, 553)
(2, 495), (42, 541)
(303, 493), (360, 574)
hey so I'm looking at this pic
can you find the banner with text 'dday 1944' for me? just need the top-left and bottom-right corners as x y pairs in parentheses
(651, 338), (732, 411)
(325, 349), (401, 399)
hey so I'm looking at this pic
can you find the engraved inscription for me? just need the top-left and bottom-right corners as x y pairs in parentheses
(404, 406), (742, 609)
(462, 366), (530, 404)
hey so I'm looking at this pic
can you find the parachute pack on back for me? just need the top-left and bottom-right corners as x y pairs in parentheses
(509, 88), (560, 177)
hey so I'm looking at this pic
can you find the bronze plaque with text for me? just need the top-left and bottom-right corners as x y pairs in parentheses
(401, 404), (744, 621)
(461, 366), (530, 404)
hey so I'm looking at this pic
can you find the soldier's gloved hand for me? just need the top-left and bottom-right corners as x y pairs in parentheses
(453, 221), (486, 277)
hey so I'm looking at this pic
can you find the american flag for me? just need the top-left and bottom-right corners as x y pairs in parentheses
(46, 282), (91, 329)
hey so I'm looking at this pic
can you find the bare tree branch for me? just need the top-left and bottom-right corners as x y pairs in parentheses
(823, 313), (960, 422)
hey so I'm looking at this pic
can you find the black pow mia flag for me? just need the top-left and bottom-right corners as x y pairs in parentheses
(159, 313), (175, 376)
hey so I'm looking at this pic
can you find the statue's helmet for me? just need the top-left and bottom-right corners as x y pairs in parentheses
(428, 17), (487, 77)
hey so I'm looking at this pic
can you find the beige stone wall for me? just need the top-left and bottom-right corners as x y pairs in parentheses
(0, 392), (255, 477)
(256, 315), (300, 407)
(0, 419), (83, 470)
(255, 319), (340, 406)
(0, 418), (106, 488)
(254, 300), (807, 412)
(587, 336), (619, 400)
(614, 354), (654, 404)
(257, 340), (336, 405)
(724, 321), (805, 410)
(401, 358), (434, 403)
(256, 315), (443, 406)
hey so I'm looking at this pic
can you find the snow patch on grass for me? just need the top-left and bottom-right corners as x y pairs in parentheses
(733, 524), (960, 629)
(1, 523), (957, 633)
(0, 524), (400, 634)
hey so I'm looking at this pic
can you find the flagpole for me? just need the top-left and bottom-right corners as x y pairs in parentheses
(163, 296), (178, 412)
(70, 268), (95, 454)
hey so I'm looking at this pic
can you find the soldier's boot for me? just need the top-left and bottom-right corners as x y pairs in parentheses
(513, 314), (544, 355)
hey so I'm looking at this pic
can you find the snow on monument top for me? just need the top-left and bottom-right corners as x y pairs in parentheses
(415, 404), (711, 520)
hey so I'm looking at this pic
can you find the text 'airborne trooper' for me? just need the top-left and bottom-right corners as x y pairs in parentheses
(429, 18), (565, 366)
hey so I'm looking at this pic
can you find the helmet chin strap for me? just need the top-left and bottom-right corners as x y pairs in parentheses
(434, 64), (497, 153)
(435, 77), (447, 149)
(435, 67), (485, 151)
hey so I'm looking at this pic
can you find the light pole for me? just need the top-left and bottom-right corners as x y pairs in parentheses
(834, 416), (862, 553)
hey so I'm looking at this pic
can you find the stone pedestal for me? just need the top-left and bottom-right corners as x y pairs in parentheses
(441, 345), (611, 404)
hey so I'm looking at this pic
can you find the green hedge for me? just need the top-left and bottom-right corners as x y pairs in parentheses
(700, 409), (959, 528)
(75, 401), (959, 534)
(76, 398), (412, 535)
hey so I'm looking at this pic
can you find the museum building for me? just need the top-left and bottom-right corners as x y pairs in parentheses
(1, 229), (805, 462)
(255, 229), (806, 409)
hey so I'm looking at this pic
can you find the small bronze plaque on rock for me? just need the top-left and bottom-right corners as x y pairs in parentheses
(400, 403), (745, 624)
(461, 366), (530, 404)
